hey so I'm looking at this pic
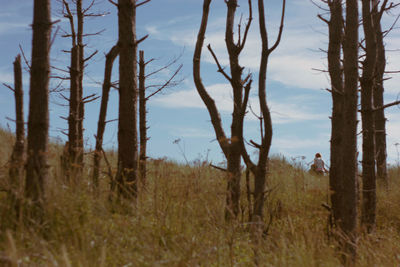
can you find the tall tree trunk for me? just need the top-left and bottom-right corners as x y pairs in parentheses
(373, 0), (388, 184)
(77, 0), (84, 171)
(68, 45), (80, 182)
(8, 55), (25, 220)
(327, 0), (344, 227)
(193, 0), (243, 220)
(138, 50), (147, 186)
(25, 0), (51, 218)
(116, 0), (138, 198)
(224, 0), (246, 219)
(340, 0), (359, 261)
(93, 45), (119, 189)
(361, 0), (377, 233)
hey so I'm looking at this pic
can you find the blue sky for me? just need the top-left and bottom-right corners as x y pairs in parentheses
(1, 0), (400, 167)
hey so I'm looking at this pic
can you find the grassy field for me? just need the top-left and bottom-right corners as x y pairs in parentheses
(1, 128), (400, 266)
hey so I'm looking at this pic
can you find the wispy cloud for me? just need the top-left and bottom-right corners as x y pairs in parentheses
(151, 83), (328, 124)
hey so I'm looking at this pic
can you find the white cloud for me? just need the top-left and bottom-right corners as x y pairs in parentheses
(152, 83), (328, 124)
(0, 22), (29, 35)
(0, 71), (13, 85)
(145, 25), (159, 35)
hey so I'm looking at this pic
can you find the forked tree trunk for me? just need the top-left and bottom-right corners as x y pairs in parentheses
(139, 50), (147, 186)
(326, 0), (344, 227)
(93, 45), (119, 189)
(340, 0), (359, 261)
(194, 0), (251, 219)
(8, 55), (25, 219)
(240, 0), (284, 224)
(116, 0), (138, 198)
(373, 0), (388, 184)
(360, 0), (377, 233)
(25, 0), (51, 217)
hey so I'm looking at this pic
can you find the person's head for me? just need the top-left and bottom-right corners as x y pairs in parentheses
(315, 153), (321, 158)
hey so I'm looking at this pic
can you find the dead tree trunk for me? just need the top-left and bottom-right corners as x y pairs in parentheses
(67, 44), (81, 182)
(360, 0), (377, 233)
(77, 0), (84, 170)
(116, 0), (139, 198)
(62, 0), (83, 181)
(325, 0), (344, 229)
(340, 0), (359, 261)
(137, 50), (182, 187)
(139, 50), (147, 186)
(93, 45), (119, 189)
(193, 0), (252, 219)
(8, 55), (25, 219)
(240, 0), (285, 225)
(25, 0), (52, 218)
(373, 0), (388, 184)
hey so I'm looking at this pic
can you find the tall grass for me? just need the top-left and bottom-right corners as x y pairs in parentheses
(0, 128), (399, 266)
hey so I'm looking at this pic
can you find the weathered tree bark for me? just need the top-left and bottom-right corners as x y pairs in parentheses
(194, 0), (252, 219)
(223, 0), (249, 219)
(62, 0), (83, 181)
(373, 0), (388, 184)
(67, 45), (81, 182)
(139, 50), (147, 186)
(326, 0), (344, 229)
(116, 0), (138, 198)
(340, 0), (359, 261)
(77, 0), (84, 171)
(361, 0), (377, 233)
(25, 0), (51, 217)
(240, 0), (285, 224)
(8, 55), (25, 219)
(93, 45), (119, 189)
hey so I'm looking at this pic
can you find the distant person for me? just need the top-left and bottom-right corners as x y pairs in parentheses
(310, 153), (328, 175)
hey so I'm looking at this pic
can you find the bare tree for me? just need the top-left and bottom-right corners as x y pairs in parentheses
(4, 55), (25, 220)
(60, 0), (101, 180)
(139, 50), (146, 187)
(372, 0), (400, 183)
(340, 0), (359, 261)
(321, 0), (344, 232)
(320, 0), (359, 262)
(360, 0), (378, 233)
(240, 0), (285, 226)
(25, 0), (52, 218)
(194, 0), (253, 219)
(114, 0), (150, 198)
(92, 45), (119, 189)
(138, 50), (182, 186)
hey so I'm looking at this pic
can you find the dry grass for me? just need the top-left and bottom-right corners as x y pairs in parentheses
(0, 128), (400, 266)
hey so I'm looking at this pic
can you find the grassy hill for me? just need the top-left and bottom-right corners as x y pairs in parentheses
(1, 128), (400, 266)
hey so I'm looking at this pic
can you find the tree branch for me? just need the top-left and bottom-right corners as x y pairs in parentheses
(207, 44), (232, 82)
(136, 0), (151, 8)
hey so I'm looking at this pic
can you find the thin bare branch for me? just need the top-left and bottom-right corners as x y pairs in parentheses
(207, 44), (232, 82)
(19, 44), (31, 70)
(210, 163), (228, 172)
(238, 0), (252, 52)
(84, 50), (98, 62)
(136, 35), (149, 45)
(108, 0), (118, 7)
(374, 100), (400, 111)
(3, 83), (15, 92)
(83, 0), (96, 14)
(268, 0), (286, 53)
(135, 0), (151, 8)
(146, 64), (183, 100)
